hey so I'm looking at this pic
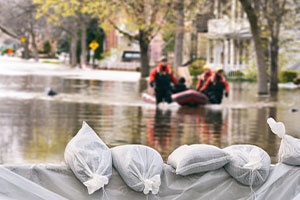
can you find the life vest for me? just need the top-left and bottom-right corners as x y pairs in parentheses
(196, 70), (213, 90)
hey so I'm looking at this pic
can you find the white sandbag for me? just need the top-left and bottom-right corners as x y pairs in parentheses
(64, 121), (112, 195)
(167, 144), (231, 176)
(224, 145), (270, 186)
(111, 145), (163, 195)
(267, 118), (300, 165)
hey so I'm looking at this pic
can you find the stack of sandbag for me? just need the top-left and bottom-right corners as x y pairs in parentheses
(267, 117), (300, 165)
(64, 122), (112, 195)
(64, 120), (277, 197)
(64, 122), (166, 196)
(167, 143), (271, 187)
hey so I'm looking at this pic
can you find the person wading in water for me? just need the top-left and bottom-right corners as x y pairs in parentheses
(196, 65), (213, 91)
(200, 67), (229, 104)
(149, 57), (177, 105)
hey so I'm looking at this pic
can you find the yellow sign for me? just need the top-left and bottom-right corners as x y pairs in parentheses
(20, 37), (26, 43)
(89, 40), (99, 51)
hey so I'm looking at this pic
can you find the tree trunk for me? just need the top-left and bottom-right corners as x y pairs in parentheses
(139, 30), (150, 77)
(71, 31), (78, 67)
(31, 32), (39, 61)
(270, 36), (279, 91)
(240, 0), (268, 95)
(80, 20), (87, 68)
(267, 0), (284, 92)
(174, 0), (184, 70)
(23, 39), (30, 59)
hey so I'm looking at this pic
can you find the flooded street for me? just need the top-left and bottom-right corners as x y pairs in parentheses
(1, 59), (300, 164)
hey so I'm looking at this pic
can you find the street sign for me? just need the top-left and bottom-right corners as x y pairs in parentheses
(89, 40), (99, 51)
(20, 37), (26, 43)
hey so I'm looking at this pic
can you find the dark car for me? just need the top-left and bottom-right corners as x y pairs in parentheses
(121, 51), (140, 62)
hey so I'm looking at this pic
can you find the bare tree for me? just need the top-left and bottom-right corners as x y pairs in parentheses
(0, 0), (46, 61)
(173, 0), (212, 71)
(262, 0), (288, 91)
(239, 0), (268, 95)
(240, 0), (296, 93)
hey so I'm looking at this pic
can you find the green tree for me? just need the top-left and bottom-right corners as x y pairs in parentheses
(86, 19), (105, 61)
(34, 0), (107, 67)
(90, 0), (174, 77)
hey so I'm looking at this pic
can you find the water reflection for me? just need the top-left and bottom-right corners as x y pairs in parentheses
(226, 106), (279, 162)
(147, 108), (175, 160)
(0, 72), (298, 164)
(175, 107), (226, 147)
(144, 107), (229, 160)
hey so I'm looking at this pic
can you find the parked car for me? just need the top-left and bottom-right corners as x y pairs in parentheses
(121, 51), (140, 62)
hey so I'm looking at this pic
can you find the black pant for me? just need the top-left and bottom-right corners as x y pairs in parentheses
(206, 89), (223, 104)
(155, 89), (172, 104)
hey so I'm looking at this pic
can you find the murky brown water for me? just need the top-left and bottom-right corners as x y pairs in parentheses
(0, 73), (300, 164)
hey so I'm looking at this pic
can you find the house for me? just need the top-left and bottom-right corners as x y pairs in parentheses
(206, 0), (252, 73)
(205, 0), (300, 73)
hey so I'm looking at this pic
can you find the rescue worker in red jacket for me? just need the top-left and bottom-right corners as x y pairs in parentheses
(200, 67), (229, 104)
(149, 57), (177, 104)
(196, 65), (213, 91)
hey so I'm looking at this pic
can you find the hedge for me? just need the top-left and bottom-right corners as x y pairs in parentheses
(279, 70), (298, 83)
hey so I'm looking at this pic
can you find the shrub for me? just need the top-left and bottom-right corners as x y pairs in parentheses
(232, 70), (244, 77)
(279, 70), (297, 83)
(227, 71), (244, 78)
(42, 60), (60, 64)
(244, 64), (257, 81)
(43, 41), (52, 54)
(189, 59), (206, 78)
(226, 71), (253, 82)
(189, 67), (202, 79)
(1, 48), (8, 55)
(293, 75), (300, 85)
(1, 48), (15, 55)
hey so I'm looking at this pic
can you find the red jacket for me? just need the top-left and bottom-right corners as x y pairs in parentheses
(200, 73), (229, 92)
(149, 64), (177, 84)
(196, 69), (213, 90)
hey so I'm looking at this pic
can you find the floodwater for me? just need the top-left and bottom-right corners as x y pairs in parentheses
(1, 66), (300, 164)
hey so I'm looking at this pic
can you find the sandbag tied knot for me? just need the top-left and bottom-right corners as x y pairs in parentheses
(243, 148), (262, 171)
(84, 174), (108, 195)
(142, 175), (161, 195)
(267, 118), (286, 138)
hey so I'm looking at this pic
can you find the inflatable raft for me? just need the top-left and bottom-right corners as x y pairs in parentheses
(142, 89), (209, 106)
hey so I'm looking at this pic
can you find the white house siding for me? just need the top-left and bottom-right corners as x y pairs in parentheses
(206, 37), (252, 73)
